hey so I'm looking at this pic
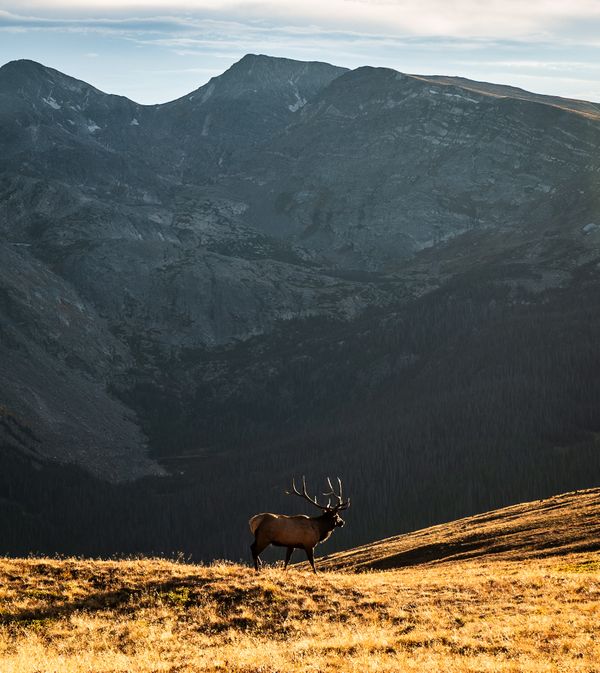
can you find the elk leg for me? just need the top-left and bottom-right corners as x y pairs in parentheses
(304, 546), (317, 574)
(250, 540), (265, 572)
(284, 546), (294, 569)
(250, 538), (269, 571)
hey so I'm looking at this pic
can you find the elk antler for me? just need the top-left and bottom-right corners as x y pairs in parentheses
(323, 476), (351, 511)
(286, 476), (330, 510)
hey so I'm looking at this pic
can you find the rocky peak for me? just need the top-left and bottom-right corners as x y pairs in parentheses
(222, 53), (345, 84)
(180, 53), (347, 111)
(1, 59), (60, 86)
(0, 59), (99, 105)
(0, 58), (149, 179)
(300, 65), (482, 121)
(155, 54), (348, 180)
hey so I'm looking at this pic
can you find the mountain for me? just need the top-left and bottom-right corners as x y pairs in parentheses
(0, 56), (379, 481)
(236, 65), (600, 267)
(160, 54), (348, 180)
(0, 54), (599, 559)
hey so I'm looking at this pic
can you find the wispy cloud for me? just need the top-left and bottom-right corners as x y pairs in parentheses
(6, 1), (600, 41)
(3, 5), (600, 52)
(466, 59), (600, 72)
(0, 9), (570, 56)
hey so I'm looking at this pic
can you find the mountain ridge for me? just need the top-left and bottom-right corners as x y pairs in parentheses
(3, 54), (599, 115)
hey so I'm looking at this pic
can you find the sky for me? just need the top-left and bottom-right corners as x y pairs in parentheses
(1, 1), (600, 104)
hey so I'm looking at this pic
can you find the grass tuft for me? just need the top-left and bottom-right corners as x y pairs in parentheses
(559, 559), (600, 573)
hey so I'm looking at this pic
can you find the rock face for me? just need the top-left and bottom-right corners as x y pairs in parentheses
(238, 66), (600, 268)
(1, 54), (600, 558)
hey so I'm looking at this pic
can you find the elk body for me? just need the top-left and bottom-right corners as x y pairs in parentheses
(249, 477), (350, 573)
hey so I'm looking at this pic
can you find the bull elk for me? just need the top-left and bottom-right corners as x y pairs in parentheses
(249, 476), (350, 573)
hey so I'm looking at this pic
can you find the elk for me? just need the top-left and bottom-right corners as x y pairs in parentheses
(249, 476), (350, 573)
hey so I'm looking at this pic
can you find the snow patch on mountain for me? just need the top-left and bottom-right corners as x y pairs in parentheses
(200, 82), (215, 105)
(42, 96), (61, 110)
(201, 114), (211, 136)
(288, 82), (307, 112)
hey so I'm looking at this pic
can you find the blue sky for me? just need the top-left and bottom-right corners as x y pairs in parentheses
(1, 1), (600, 104)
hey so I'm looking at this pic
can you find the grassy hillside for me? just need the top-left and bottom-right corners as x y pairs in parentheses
(1, 555), (598, 672)
(1, 489), (598, 672)
(318, 487), (600, 571)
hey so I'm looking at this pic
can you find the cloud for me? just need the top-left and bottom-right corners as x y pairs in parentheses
(0, 9), (189, 31)
(6, 0), (600, 42)
(466, 59), (600, 72)
(0, 8), (514, 63)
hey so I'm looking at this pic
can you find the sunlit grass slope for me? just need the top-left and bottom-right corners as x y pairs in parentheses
(0, 489), (598, 672)
(319, 487), (600, 571)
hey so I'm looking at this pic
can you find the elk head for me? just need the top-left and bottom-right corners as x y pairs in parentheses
(287, 476), (350, 528)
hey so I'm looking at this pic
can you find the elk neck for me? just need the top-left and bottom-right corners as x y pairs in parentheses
(314, 512), (337, 542)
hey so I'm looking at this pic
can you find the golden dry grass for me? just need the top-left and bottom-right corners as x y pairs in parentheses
(1, 488), (599, 672)
(319, 488), (600, 572)
(0, 551), (598, 673)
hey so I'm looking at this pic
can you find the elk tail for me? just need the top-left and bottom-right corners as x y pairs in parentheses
(249, 513), (267, 535)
